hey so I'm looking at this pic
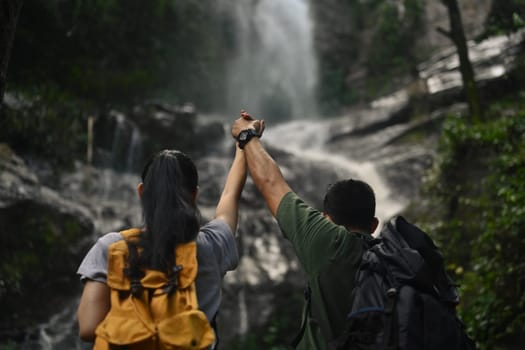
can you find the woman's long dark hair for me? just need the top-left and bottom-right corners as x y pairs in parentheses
(134, 149), (200, 271)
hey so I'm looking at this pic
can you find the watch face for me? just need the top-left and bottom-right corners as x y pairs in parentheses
(239, 132), (248, 141)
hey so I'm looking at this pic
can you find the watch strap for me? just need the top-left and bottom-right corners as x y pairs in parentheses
(236, 128), (259, 149)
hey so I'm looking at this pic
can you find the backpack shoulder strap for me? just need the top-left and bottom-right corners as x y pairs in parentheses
(175, 241), (198, 288)
(290, 285), (311, 348)
(120, 227), (142, 240)
(105, 228), (142, 290)
(390, 216), (459, 305)
(329, 234), (398, 350)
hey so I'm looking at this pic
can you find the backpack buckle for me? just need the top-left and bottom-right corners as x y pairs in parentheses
(386, 288), (398, 298)
(163, 265), (183, 295)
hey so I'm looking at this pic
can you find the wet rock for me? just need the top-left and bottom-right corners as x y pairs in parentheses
(92, 103), (226, 173)
(419, 28), (525, 107)
(0, 144), (95, 340)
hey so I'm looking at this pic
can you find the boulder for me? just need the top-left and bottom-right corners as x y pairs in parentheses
(92, 102), (225, 173)
(0, 144), (94, 341)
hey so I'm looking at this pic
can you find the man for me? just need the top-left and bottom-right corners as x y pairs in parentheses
(231, 111), (379, 349)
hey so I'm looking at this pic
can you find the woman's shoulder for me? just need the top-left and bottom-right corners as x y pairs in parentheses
(196, 219), (235, 250)
(96, 231), (124, 249)
(199, 219), (232, 235)
(197, 219), (238, 271)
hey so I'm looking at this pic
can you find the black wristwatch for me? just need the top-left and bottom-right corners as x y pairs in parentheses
(236, 128), (259, 149)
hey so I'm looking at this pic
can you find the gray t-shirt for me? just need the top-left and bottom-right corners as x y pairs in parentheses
(77, 219), (238, 321)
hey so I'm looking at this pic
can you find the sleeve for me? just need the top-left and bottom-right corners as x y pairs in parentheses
(276, 192), (358, 275)
(199, 219), (239, 274)
(77, 232), (123, 283)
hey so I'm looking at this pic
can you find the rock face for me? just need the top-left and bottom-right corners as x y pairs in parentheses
(92, 102), (225, 173)
(310, 0), (494, 104)
(0, 144), (94, 340)
(418, 28), (525, 101)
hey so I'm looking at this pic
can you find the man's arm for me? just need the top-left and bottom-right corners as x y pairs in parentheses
(232, 117), (291, 216)
(214, 145), (247, 233)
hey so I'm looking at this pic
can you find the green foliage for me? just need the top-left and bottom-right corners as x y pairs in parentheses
(420, 92), (525, 349)
(9, 0), (229, 110)
(317, 66), (359, 113)
(4, 0), (233, 166)
(367, 0), (424, 75)
(0, 86), (87, 169)
(364, 0), (425, 97)
(310, 0), (362, 113)
(0, 342), (18, 350)
(313, 0), (426, 112)
(481, 0), (525, 38)
(0, 201), (90, 329)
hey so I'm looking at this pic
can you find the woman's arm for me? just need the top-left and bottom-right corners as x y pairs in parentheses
(77, 280), (110, 342)
(214, 145), (247, 234)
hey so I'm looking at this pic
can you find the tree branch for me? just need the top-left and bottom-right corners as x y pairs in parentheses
(436, 26), (452, 40)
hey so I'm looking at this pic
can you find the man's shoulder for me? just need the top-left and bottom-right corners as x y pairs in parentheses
(276, 191), (308, 217)
(277, 190), (297, 206)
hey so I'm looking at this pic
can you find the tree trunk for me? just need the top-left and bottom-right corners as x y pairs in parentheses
(439, 0), (482, 123)
(0, 0), (23, 107)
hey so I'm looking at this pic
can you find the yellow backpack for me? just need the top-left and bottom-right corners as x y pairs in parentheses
(94, 228), (215, 350)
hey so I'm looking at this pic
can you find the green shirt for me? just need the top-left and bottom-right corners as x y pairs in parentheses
(276, 192), (366, 350)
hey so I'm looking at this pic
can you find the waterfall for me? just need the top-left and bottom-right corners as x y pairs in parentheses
(219, 0), (405, 227)
(223, 0), (318, 120)
(125, 127), (143, 173)
(107, 111), (143, 174)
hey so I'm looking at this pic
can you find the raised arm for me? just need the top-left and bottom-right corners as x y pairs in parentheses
(214, 145), (247, 233)
(231, 115), (291, 217)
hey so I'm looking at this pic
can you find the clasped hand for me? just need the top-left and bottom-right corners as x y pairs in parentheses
(231, 110), (265, 140)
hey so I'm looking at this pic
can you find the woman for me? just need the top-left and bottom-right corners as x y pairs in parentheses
(76, 145), (247, 345)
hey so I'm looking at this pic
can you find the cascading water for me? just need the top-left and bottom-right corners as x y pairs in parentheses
(125, 128), (143, 174)
(263, 118), (407, 232)
(223, 0), (318, 120)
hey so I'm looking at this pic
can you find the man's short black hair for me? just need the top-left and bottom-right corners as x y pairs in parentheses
(323, 179), (376, 231)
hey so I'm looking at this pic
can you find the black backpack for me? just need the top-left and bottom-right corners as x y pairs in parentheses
(331, 216), (476, 350)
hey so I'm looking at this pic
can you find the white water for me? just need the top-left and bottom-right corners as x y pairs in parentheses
(264, 119), (407, 234)
(223, 0), (318, 119)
